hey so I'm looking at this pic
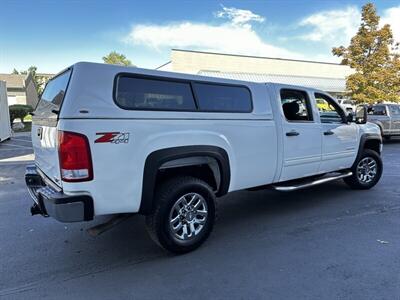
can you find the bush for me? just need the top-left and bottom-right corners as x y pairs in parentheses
(9, 104), (33, 124)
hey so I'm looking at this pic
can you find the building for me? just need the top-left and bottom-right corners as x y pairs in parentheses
(0, 73), (39, 107)
(0, 81), (12, 141)
(157, 49), (354, 99)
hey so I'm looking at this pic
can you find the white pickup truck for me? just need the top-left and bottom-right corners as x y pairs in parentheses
(26, 62), (383, 253)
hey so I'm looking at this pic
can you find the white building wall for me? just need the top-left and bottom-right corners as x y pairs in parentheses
(0, 81), (12, 141)
(170, 49), (354, 79)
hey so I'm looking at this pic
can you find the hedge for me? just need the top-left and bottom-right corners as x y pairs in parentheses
(9, 104), (33, 124)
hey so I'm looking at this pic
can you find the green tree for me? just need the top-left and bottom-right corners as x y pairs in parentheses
(332, 3), (400, 104)
(28, 66), (37, 77)
(102, 51), (134, 66)
(13, 66), (48, 96)
(26, 66), (45, 95)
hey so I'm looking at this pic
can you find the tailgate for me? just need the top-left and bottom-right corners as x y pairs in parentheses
(31, 69), (72, 187)
(31, 124), (61, 186)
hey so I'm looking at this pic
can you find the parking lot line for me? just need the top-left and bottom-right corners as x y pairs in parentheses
(0, 148), (30, 151)
(0, 143), (32, 149)
(0, 153), (34, 163)
(10, 138), (32, 143)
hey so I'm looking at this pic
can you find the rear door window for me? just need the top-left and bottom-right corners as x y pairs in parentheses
(34, 69), (72, 119)
(115, 76), (196, 111)
(192, 83), (252, 112)
(389, 105), (400, 115)
(280, 89), (313, 122)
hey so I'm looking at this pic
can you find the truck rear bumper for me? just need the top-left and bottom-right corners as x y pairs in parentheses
(25, 165), (94, 222)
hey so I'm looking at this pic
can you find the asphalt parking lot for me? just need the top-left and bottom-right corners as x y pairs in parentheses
(0, 135), (399, 300)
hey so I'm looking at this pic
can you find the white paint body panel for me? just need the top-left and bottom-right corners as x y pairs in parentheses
(31, 62), (380, 217)
(31, 125), (62, 186)
(59, 119), (277, 215)
(319, 122), (358, 172)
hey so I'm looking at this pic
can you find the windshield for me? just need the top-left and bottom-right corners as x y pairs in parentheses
(34, 69), (72, 119)
(343, 100), (353, 105)
(368, 105), (387, 116)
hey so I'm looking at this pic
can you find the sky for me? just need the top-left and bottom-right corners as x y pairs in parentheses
(1, 0), (399, 73)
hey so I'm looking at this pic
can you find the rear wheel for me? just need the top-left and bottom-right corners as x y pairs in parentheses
(344, 149), (382, 190)
(145, 176), (217, 254)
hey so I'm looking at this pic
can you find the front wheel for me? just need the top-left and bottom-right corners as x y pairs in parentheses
(344, 149), (382, 190)
(145, 176), (217, 254)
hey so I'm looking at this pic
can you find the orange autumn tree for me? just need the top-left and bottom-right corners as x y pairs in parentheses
(332, 3), (400, 104)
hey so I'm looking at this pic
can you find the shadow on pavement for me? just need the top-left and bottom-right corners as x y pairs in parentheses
(0, 134), (33, 161)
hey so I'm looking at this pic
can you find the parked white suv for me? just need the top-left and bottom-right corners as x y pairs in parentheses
(338, 99), (357, 113)
(26, 62), (383, 253)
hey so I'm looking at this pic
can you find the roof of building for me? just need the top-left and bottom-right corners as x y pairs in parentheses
(172, 48), (346, 66)
(198, 71), (346, 93)
(37, 73), (55, 79)
(0, 74), (27, 89)
(155, 61), (172, 70)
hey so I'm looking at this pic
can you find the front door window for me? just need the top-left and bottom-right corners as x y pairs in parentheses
(315, 93), (345, 124)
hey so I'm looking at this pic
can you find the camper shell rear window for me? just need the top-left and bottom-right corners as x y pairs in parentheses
(114, 74), (253, 113)
(34, 69), (72, 120)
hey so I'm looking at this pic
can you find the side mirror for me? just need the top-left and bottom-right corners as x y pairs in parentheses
(355, 105), (367, 124)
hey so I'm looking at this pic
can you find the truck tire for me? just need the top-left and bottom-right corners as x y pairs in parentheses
(344, 149), (382, 190)
(145, 176), (217, 254)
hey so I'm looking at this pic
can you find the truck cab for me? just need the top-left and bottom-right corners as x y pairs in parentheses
(367, 104), (400, 139)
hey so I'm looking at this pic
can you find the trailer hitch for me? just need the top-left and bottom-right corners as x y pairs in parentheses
(30, 203), (43, 216)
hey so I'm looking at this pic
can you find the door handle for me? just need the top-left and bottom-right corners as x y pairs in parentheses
(323, 130), (334, 136)
(286, 130), (300, 137)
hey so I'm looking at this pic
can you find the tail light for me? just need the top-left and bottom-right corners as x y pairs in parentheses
(58, 131), (93, 182)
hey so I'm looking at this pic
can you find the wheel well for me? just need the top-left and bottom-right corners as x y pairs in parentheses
(364, 139), (381, 154)
(377, 124), (383, 134)
(139, 146), (230, 215)
(156, 164), (218, 192)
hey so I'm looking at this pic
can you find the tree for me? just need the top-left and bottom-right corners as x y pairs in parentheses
(332, 3), (400, 104)
(12, 66), (48, 96)
(102, 51), (134, 66)
(28, 66), (37, 77)
(26, 66), (46, 95)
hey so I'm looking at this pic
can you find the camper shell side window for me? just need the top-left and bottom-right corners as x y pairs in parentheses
(113, 73), (253, 113)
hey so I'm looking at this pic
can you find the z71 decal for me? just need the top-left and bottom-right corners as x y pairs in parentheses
(95, 132), (130, 144)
